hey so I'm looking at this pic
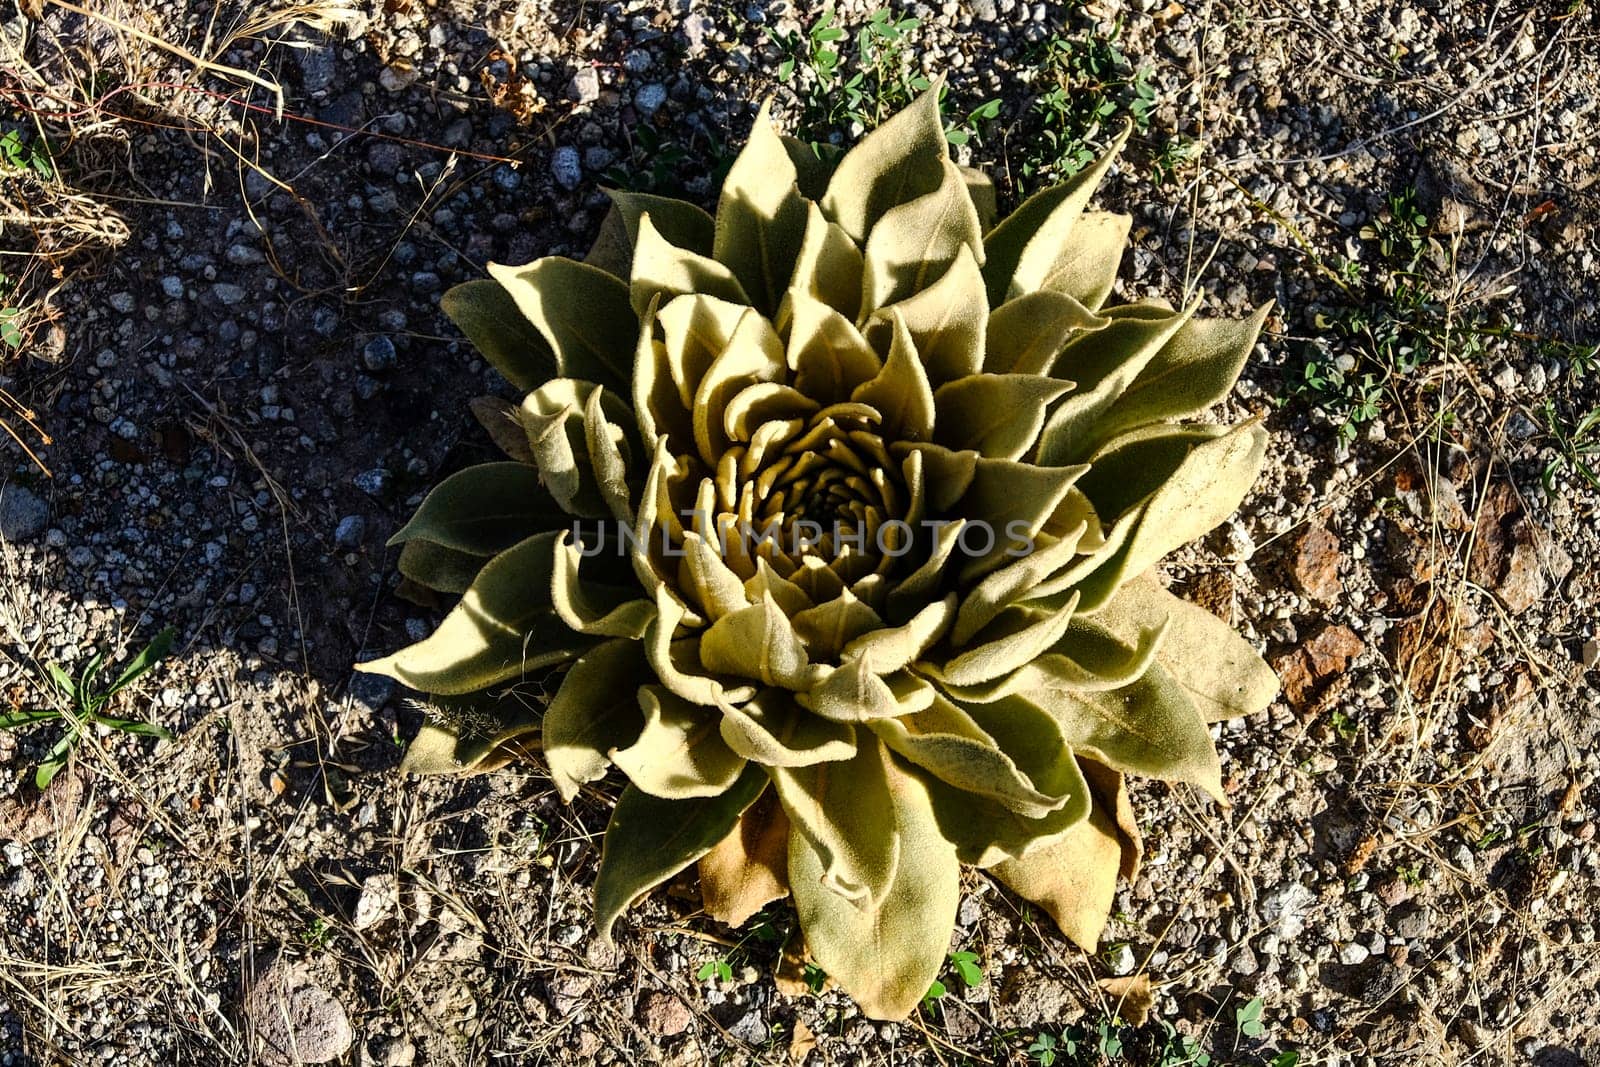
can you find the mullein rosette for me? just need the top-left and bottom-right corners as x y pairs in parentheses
(359, 89), (1279, 1019)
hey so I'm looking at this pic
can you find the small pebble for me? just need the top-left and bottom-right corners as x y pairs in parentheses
(334, 515), (366, 548)
(567, 66), (600, 104)
(634, 83), (667, 115)
(682, 12), (715, 55)
(354, 469), (393, 498)
(378, 63), (417, 92)
(362, 336), (398, 372)
(551, 146), (583, 190)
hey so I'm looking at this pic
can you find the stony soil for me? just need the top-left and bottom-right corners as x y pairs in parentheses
(0, 0), (1597, 1064)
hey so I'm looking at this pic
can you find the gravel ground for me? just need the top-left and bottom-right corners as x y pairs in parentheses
(1, 0), (1597, 1064)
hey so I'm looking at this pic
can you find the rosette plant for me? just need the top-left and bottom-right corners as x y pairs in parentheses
(359, 89), (1278, 1019)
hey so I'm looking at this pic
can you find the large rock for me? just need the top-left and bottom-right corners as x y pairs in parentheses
(1392, 457), (1470, 530)
(1287, 522), (1343, 602)
(351, 872), (398, 930)
(247, 956), (354, 1066)
(1273, 624), (1364, 711)
(294, 37), (336, 94)
(1388, 599), (1493, 700)
(1469, 480), (1573, 612)
(1374, 517), (1436, 613)
(638, 990), (692, 1037)
(0, 485), (47, 542)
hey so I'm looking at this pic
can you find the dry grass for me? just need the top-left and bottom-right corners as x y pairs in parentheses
(0, 0), (358, 475)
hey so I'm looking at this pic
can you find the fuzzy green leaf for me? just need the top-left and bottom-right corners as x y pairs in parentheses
(782, 136), (839, 200)
(934, 602), (1079, 687)
(605, 188), (717, 256)
(715, 100), (808, 315)
(801, 661), (935, 723)
(788, 202), (865, 322)
(919, 704), (1091, 868)
(1023, 661), (1223, 802)
(821, 85), (948, 244)
(1073, 422), (1230, 519)
(943, 612), (1165, 702)
(594, 765), (769, 943)
(631, 296), (686, 449)
(989, 777), (1124, 950)
(519, 379), (615, 518)
(981, 124), (1129, 307)
(631, 212), (750, 316)
(541, 638), (649, 800)
(843, 594), (956, 675)
(922, 763), (1088, 869)
(357, 532), (592, 695)
(611, 686), (747, 799)
(691, 308), (786, 467)
(883, 519), (966, 618)
(388, 462), (562, 554)
(945, 452), (1089, 580)
(1088, 302), (1272, 450)
(551, 535), (655, 638)
(865, 244), (987, 386)
(961, 692), (1086, 805)
(717, 688), (857, 767)
(400, 689), (544, 776)
(789, 740), (959, 1020)
(486, 257), (636, 391)
(1034, 300), (1198, 466)
(869, 693), (1069, 817)
(933, 374), (1073, 459)
(440, 280), (556, 393)
(851, 311), (935, 443)
(584, 202), (634, 277)
(951, 527), (1087, 645)
(584, 385), (636, 523)
(396, 539), (486, 595)
(681, 530), (753, 620)
(656, 292), (750, 409)
(984, 289), (1107, 375)
(1092, 575), (1279, 722)
(699, 593), (816, 690)
(790, 590), (886, 659)
(1030, 210), (1131, 309)
(1074, 420), (1268, 609)
(861, 157), (984, 314)
(787, 291), (881, 404)
(961, 164), (997, 232)
(771, 732), (902, 905)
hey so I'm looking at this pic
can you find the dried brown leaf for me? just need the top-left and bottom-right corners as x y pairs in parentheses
(1096, 972), (1154, 1026)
